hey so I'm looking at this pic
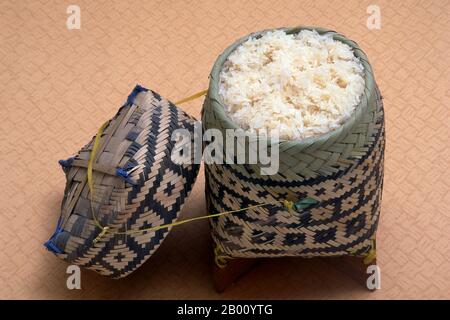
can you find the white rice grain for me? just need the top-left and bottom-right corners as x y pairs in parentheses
(219, 29), (365, 140)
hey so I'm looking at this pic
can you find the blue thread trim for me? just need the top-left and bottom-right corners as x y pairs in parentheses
(126, 84), (148, 105)
(116, 167), (137, 185)
(43, 217), (64, 254)
(58, 157), (75, 168)
(44, 239), (63, 254)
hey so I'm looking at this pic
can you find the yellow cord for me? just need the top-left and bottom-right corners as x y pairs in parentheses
(175, 89), (208, 105)
(92, 226), (109, 244)
(88, 121), (109, 231)
(214, 245), (228, 269)
(112, 202), (274, 235)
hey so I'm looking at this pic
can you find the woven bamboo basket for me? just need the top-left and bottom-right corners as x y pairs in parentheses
(202, 27), (385, 262)
(45, 85), (200, 278)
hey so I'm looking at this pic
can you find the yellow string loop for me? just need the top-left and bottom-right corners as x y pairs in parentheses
(214, 245), (228, 269)
(282, 200), (294, 210)
(86, 123), (275, 242)
(93, 226), (109, 244)
(282, 199), (295, 217)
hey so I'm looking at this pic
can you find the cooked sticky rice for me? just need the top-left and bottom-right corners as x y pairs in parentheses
(219, 29), (365, 140)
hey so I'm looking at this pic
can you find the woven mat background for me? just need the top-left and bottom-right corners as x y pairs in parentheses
(0, 0), (449, 299)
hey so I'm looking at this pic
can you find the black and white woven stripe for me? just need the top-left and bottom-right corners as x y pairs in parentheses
(205, 88), (384, 259)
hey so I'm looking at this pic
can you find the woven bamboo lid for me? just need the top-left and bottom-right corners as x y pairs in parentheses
(44, 85), (200, 278)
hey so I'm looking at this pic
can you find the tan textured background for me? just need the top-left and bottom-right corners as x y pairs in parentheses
(0, 0), (449, 299)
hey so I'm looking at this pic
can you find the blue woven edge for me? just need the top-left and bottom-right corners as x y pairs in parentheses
(43, 217), (64, 254)
(126, 84), (148, 105)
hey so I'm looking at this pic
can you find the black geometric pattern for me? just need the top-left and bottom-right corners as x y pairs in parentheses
(204, 87), (385, 259)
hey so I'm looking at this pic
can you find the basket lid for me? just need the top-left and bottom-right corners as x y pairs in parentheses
(44, 85), (200, 278)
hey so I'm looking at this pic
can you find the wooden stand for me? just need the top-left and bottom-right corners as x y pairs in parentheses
(213, 256), (377, 293)
(213, 258), (260, 293)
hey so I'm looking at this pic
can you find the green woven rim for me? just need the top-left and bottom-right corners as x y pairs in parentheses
(206, 26), (376, 152)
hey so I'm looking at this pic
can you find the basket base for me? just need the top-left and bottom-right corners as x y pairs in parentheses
(212, 255), (378, 293)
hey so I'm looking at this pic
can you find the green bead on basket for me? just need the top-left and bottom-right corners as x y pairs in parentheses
(282, 198), (318, 215)
(293, 197), (318, 211)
